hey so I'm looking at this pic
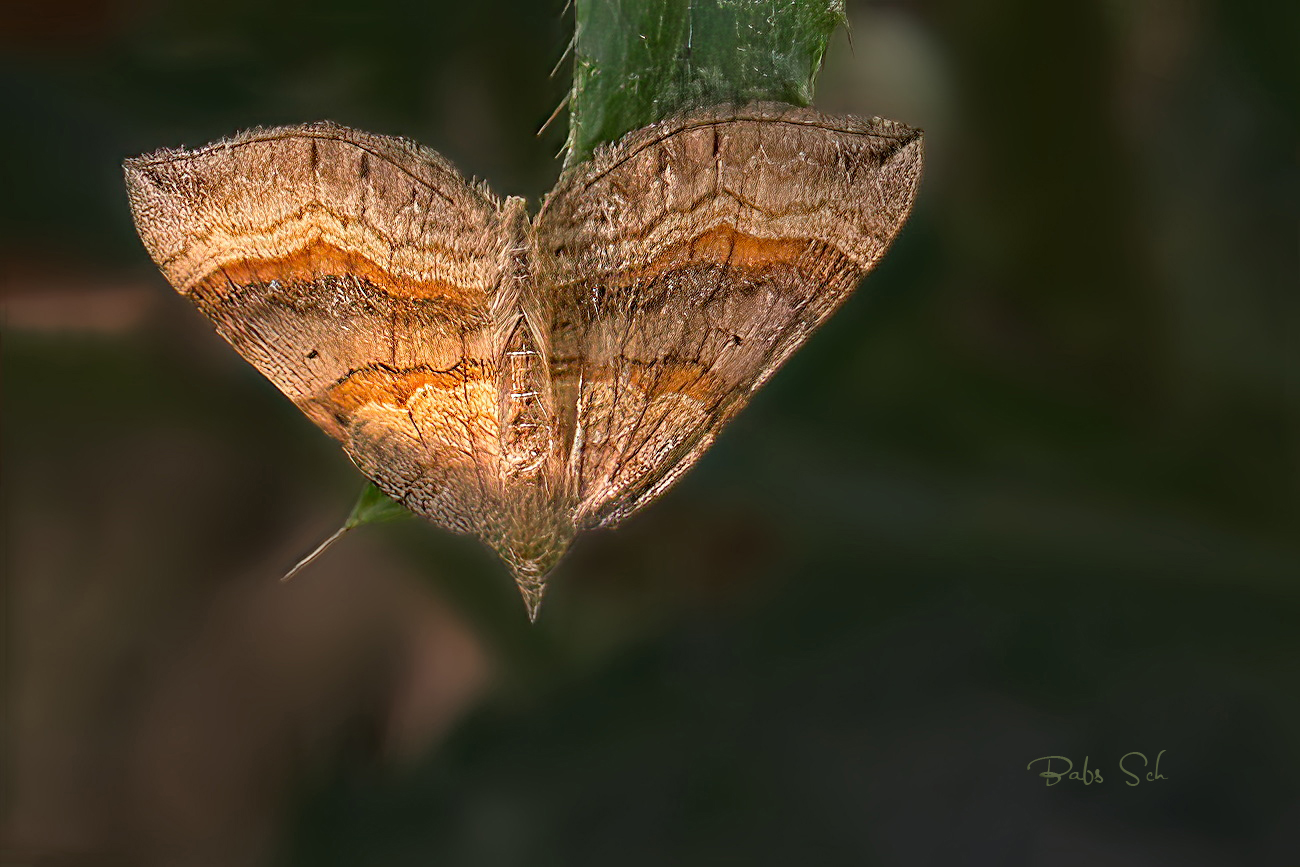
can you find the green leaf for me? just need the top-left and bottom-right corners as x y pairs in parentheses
(343, 482), (412, 529)
(567, 0), (846, 164)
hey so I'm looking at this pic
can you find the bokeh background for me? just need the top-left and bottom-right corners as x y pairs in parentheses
(3, 0), (1297, 864)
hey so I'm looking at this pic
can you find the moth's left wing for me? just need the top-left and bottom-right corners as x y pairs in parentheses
(535, 103), (922, 528)
(125, 122), (518, 539)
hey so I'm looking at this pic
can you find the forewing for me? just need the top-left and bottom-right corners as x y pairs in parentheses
(125, 123), (512, 535)
(536, 103), (922, 528)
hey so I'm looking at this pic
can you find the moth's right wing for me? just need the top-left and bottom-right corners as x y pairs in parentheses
(535, 103), (922, 529)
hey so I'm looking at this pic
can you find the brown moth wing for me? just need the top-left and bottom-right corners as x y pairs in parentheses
(124, 123), (546, 548)
(536, 103), (923, 528)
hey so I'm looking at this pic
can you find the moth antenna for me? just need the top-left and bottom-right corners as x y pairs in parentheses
(281, 525), (351, 583)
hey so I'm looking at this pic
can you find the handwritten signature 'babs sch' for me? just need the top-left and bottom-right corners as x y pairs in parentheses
(1027, 750), (1169, 787)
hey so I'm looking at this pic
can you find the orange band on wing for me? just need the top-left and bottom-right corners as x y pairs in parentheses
(322, 362), (493, 414)
(190, 240), (487, 304)
(685, 225), (810, 269)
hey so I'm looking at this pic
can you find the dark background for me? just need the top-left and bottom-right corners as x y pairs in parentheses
(3, 0), (1297, 864)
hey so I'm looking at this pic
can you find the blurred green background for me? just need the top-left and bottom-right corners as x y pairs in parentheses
(3, 0), (1297, 865)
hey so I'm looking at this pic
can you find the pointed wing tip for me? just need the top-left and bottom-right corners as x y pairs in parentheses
(894, 125), (924, 177)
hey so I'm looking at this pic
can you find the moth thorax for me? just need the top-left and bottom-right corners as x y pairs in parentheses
(500, 324), (555, 478)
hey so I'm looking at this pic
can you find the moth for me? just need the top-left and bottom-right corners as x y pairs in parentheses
(125, 102), (922, 618)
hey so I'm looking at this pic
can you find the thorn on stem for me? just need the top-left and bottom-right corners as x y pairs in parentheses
(281, 525), (352, 582)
